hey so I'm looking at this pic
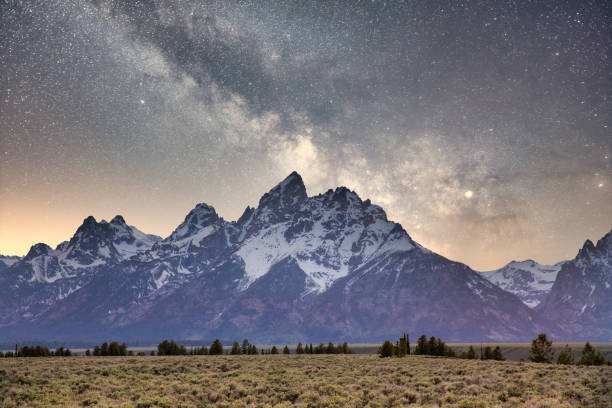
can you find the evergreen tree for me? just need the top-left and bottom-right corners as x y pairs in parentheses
(85, 349), (90, 356)
(242, 339), (250, 355)
(492, 346), (504, 361)
(379, 340), (394, 358)
(231, 341), (241, 355)
(209, 339), (224, 355)
(528, 333), (554, 363)
(101, 342), (109, 356)
(467, 345), (476, 359)
(283, 345), (290, 354)
(326, 342), (336, 354)
(427, 336), (436, 355)
(271, 346), (279, 354)
(436, 338), (446, 357)
(296, 342), (304, 354)
(483, 346), (493, 360)
(398, 336), (407, 357)
(415, 335), (427, 355)
(93, 346), (101, 356)
(578, 342), (606, 366)
(248, 344), (257, 355)
(557, 344), (574, 365)
(341, 342), (350, 354)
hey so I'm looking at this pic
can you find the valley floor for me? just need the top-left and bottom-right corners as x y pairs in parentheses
(0, 354), (610, 407)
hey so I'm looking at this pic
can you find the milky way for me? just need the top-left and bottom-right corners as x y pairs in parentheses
(1, 0), (610, 269)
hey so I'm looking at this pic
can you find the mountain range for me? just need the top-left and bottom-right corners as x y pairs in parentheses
(1, 172), (610, 342)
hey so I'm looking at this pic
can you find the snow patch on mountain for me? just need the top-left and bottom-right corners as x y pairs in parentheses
(481, 260), (563, 308)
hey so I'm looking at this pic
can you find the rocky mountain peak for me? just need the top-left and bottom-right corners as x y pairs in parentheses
(168, 203), (220, 241)
(258, 171), (307, 210)
(595, 230), (612, 251)
(24, 243), (53, 260)
(110, 215), (127, 225)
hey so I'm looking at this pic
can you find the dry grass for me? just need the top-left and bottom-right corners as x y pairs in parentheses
(0, 354), (610, 407)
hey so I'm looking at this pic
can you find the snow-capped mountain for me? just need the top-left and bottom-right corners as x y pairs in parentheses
(480, 260), (564, 308)
(0, 255), (21, 272)
(2, 172), (550, 342)
(4, 173), (608, 342)
(0, 216), (161, 325)
(538, 231), (612, 340)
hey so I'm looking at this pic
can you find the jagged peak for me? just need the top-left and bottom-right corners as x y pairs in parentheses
(168, 202), (219, 241)
(83, 215), (97, 225)
(258, 171), (307, 209)
(110, 215), (127, 225)
(595, 229), (612, 251)
(25, 243), (52, 259)
(581, 239), (595, 252)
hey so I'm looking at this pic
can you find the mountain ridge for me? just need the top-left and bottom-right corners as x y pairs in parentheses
(1, 173), (609, 342)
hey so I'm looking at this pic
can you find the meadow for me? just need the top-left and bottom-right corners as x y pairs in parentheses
(0, 354), (610, 408)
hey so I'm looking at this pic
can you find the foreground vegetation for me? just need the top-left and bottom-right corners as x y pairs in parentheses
(0, 354), (610, 407)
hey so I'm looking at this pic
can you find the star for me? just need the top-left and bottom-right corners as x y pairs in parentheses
(464, 190), (474, 199)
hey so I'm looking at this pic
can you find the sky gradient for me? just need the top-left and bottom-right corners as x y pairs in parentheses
(1, 0), (610, 270)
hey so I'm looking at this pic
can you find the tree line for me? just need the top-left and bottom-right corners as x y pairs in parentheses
(379, 333), (504, 360)
(528, 333), (608, 366)
(152, 339), (352, 355)
(0, 345), (72, 357)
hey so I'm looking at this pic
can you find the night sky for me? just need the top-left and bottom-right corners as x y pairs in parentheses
(1, 0), (610, 270)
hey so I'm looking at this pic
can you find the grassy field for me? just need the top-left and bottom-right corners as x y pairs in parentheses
(0, 355), (610, 407)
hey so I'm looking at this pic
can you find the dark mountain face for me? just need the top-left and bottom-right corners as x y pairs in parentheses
(3, 172), (606, 342)
(538, 231), (612, 340)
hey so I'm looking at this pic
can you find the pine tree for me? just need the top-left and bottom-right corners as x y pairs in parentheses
(436, 338), (446, 357)
(283, 345), (290, 354)
(406, 334), (410, 355)
(398, 336), (407, 357)
(210, 339), (224, 355)
(467, 345), (476, 359)
(556, 344), (574, 365)
(415, 335), (427, 355)
(296, 342), (304, 354)
(231, 341), (241, 355)
(242, 339), (250, 355)
(271, 346), (278, 354)
(483, 346), (493, 360)
(492, 346), (504, 361)
(85, 349), (90, 356)
(379, 340), (394, 358)
(426, 336), (437, 356)
(578, 342), (606, 366)
(528, 333), (554, 363)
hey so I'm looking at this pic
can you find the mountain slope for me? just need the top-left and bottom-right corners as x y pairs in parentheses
(1, 172), (553, 342)
(538, 231), (612, 340)
(0, 216), (161, 326)
(480, 260), (564, 308)
(0, 255), (20, 272)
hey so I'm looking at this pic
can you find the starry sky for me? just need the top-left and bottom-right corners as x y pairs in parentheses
(1, 0), (610, 270)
